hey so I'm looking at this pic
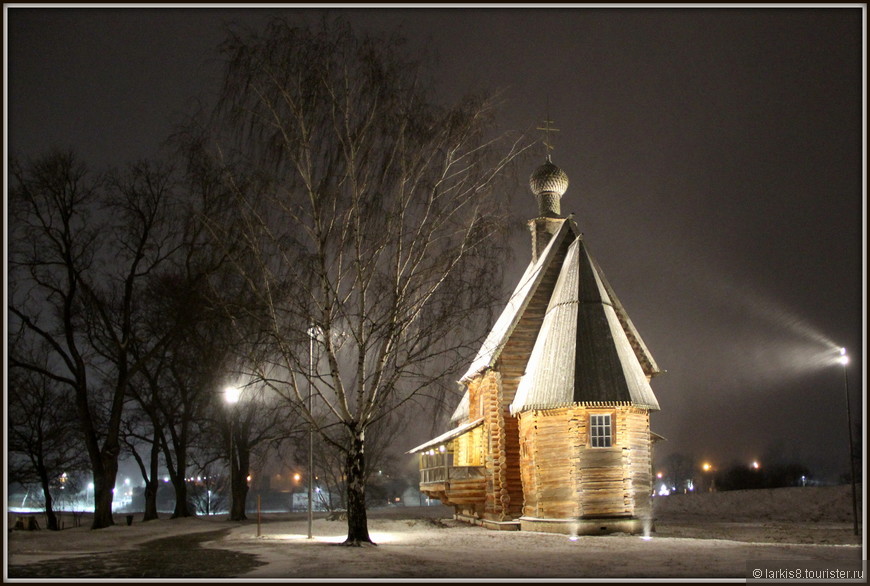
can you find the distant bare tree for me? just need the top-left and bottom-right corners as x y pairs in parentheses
(129, 177), (243, 520)
(661, 452), (697, 494)
(7, 355), (88, 530)
(120, 408), (162, 521)
(8, 152), (182, 529)
(191, 18), (530, 544)
(203, 376), (293, 521)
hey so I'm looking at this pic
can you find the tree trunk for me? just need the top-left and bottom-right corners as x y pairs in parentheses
(230, 475), (249, 521)
(142, 439), (160, 521)
(91, 459), (118, 529)
(142, 480), (158, 521)
(38, 471), (59, 531)
(166, 443), (193, 518)
(170, 476), (191, 518)
(342, 427), (373, 546)
(229, 436), (249, 521)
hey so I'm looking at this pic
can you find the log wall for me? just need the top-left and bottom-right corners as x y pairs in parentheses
(483, 232), (571, 520)
(517, 406), (653, 520)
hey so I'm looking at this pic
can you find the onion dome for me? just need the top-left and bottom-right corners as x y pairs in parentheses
(529, 155), (569, 217)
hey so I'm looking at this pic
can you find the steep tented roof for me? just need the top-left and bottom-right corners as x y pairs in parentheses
(459, 220), (574, 383)
(510, 236), (660, 414)
(594, 255), (660, 378)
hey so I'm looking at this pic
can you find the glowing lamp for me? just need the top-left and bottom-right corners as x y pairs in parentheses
(225, 386), (241, 404)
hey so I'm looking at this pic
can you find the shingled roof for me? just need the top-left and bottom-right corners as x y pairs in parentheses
(510, 235), (660, 414)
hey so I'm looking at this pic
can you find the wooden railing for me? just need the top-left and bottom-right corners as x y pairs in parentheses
(419, 451), (485, 485)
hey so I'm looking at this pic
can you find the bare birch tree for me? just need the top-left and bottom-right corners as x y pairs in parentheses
(194, 18), (530, 544)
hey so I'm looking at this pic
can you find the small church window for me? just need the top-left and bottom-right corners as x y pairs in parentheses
(590, 414), (612, 448)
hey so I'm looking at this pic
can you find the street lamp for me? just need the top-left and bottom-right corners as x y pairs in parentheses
(701, 462), (715, 493)
(838, 347), (858, 536)
(307, 325), (323, 539)
(225, 386), (241, 518)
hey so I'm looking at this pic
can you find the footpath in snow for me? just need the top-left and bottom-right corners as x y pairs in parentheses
(6, 484), (864, 579)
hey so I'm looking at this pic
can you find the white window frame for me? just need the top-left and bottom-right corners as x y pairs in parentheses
(589, 413), (613, 448)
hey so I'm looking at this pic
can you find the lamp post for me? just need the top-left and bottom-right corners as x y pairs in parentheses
(839, 348), (858, 536)
(307, 325), (322, 539)
(225, 386), (240, 518)
(701, 462), (715, 493)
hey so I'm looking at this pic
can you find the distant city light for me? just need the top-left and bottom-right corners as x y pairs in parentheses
(702, 462), (712, 472)
(751, 461), (760, 470)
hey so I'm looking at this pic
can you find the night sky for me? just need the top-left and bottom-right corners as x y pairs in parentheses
(6, 7), (865, 482)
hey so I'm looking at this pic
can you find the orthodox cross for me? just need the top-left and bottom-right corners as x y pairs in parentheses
(536, 117), (560, 156)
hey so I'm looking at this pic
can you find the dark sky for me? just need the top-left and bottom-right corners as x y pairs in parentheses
(6, 6), (865, 482)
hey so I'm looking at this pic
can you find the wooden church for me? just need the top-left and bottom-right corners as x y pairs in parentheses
(409, 151), (662, 535)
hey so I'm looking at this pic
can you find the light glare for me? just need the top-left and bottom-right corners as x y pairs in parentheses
(225, 386), (241, 404)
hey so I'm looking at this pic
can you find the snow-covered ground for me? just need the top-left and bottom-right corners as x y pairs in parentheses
(6, 484), (864, 579)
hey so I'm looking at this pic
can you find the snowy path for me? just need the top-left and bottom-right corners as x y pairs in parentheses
(6, 485), (864, 580)
(217, 516), (862, 579)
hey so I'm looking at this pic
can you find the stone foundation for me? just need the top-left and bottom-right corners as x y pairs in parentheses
(454, 513), (520, 531)
(519, 516), (652, 536)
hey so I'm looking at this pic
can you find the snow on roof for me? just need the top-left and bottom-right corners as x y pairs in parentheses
(449, 389), (470, 424)
(459, 221), (572, 383)
(406, 418), (485, 454)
